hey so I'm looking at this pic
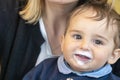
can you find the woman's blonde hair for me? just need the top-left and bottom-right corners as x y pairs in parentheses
(19, 0), (110, 24)
(19, 0), (44, 24)
(19, 0), (89, 24)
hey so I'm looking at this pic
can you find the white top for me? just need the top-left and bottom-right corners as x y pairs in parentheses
(35, 18), (53, 66)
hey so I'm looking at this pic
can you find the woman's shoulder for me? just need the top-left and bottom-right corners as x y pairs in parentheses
(0, 0), (26, 11)
(0, 0), (26, 22)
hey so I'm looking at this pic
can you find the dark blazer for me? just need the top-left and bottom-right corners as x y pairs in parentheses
(0, 0), (44, 80)
(0, 0), (120, 80)
(23, 57), (120, 80)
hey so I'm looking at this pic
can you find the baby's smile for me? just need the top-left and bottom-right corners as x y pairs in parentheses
(73, 50), (93, 65)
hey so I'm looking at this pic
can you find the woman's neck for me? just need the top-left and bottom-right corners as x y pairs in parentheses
(42, 1), (78, 55)
(43, 1), (78, 34)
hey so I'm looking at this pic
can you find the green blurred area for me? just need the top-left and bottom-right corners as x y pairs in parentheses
(108, 0), (120, 14)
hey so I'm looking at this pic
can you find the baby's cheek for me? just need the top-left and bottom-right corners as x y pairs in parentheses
(95, 55), (108, 65)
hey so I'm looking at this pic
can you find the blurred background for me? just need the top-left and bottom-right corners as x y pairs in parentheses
(108, 0), (120, 14)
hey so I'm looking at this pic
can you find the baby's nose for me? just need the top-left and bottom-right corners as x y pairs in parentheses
(79, 39), (90, 51)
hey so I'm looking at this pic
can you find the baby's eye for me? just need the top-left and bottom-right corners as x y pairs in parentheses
(93, 39), (103, 45)
(73, 34), (82, 40)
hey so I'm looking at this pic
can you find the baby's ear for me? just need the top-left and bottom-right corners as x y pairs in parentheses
(108, 49), (120, 64)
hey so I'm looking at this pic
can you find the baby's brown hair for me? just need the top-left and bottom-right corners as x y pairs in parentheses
(65, 0), (120, 48)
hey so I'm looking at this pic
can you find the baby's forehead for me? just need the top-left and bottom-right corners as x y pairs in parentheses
(69, 8), (118, 35)
(71, 8), (118, 28)
(71, 7), (104, 22)
(71, 7), (96, 17)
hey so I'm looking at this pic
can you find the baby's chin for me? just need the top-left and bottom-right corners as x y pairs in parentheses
(71, 64), (96, 73)
(67, 60), (93, 72)
(72, 61), (104, 73)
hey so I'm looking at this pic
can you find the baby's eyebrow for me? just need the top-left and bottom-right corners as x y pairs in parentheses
(94, 34), (108, 42)
(68, 29), (83, 33)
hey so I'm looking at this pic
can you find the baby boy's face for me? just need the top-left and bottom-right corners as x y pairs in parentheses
(61, 9), (118, 72)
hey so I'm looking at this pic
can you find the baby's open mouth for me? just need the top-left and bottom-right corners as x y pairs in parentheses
(73, 50), (93, 65)
(75, 53), (92, 62)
